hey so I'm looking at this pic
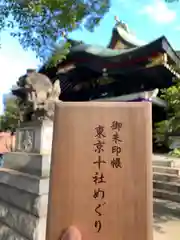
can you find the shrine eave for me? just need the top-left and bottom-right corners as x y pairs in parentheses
(93, 96), (167, 108)
(69, 37), (179, 72)
(58, 63), (179, 98)
(39, 36), (180, 78)
(126, 64), (180, 82)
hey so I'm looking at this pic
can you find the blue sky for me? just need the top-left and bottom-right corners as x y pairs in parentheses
(0, 0), (180, 112)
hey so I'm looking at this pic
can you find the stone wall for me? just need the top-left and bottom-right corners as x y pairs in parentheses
(0, 120), (53, 240)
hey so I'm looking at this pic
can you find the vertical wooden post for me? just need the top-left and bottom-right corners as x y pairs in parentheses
(46, 102), (153, 240)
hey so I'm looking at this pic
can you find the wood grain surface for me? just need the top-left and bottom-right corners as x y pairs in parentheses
(46, 102), (153, 240)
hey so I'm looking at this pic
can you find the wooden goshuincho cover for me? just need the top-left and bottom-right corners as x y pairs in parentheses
(46, 102), (153, 240)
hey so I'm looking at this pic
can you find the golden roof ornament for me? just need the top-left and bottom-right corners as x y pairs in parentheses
(114, 16), (130, 33)
(114, 16), (120, 23)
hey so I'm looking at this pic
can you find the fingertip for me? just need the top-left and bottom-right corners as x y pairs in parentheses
(61, 226), (82, 240)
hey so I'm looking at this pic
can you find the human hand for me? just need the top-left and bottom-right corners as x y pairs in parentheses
(61, 226), (81, 240)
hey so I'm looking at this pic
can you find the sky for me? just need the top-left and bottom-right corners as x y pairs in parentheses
(0, 0), (180, 112)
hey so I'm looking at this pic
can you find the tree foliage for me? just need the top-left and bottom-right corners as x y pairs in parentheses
(0, 96), (21, 132)
(155, 79), (180, 154)
(0, 0), (110, 62)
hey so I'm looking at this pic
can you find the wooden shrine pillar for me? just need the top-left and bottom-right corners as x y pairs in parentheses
(46, 102), (153, 240)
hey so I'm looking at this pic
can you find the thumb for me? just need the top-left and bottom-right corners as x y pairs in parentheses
(61, 226), (82, 240)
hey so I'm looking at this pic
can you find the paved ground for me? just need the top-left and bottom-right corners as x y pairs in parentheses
(154, 220), (180, 240)
(153, 199), (180, 240)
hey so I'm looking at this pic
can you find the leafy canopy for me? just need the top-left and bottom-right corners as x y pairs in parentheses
(0, 0), (110, 61)
(0, 96), (21, 132)
(155, 79), (180, 155)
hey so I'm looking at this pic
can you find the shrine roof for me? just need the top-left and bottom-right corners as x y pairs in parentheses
(67, 36), (180, 70)
(39, 36), (180, 76)
(39, 17), (180, 78)
(37, 18), (180, 99)
(57, 36), (179, 61)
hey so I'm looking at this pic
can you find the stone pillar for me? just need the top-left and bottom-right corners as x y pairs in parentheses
(0, 120), (53, 240)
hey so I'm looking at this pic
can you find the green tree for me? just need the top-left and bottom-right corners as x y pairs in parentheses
(0, 0), (110, 62)
(155, 79), (180, 156)
(0, 96), (21, 132)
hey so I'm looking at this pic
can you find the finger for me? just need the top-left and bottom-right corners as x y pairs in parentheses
(61, 226), (82, 240)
